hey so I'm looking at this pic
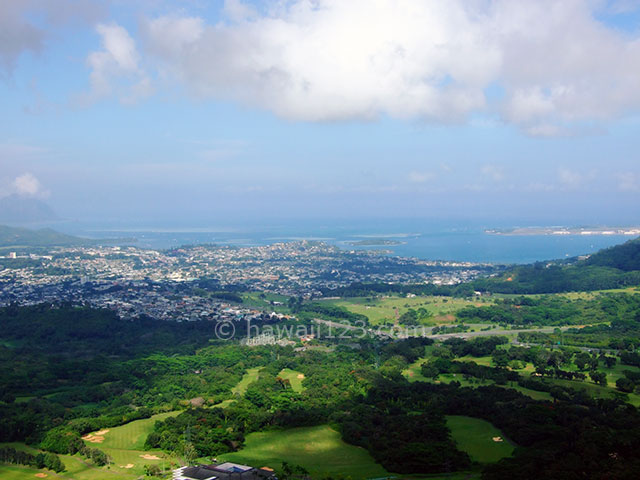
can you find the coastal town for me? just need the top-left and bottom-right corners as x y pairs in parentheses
(0, 241), (494, 321)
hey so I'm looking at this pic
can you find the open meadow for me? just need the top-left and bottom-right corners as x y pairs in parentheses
(322, 295), (488, 326)
(446, 416), (514, 464)
(218, 425), (388, 479)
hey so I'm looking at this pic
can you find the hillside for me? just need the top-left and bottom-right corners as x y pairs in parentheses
(0, 225), (92, 247)
(583, 237), (640, 271)
(0, 225), (136, 248)
(325, 237), (640, 297)
(471, 236), (640, 294)
(0, 195), (57, 224)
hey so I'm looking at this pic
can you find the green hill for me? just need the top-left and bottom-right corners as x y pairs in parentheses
(472, 237), (640, 294)
(0, 225), (92, 247)
(583, 237), (640, 271)
(0, 225), (135, 248)
(326, 237), (640, 297)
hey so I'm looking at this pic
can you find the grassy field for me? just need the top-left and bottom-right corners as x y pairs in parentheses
(241, 292), (291, 313)
(446, 416), (514, 464)
(218, 425), (388, 479)
(0, 412), (181, 480)
(232, 367), (262, 395)
(278, 368), (306, 393)
(97, 411), (178, 450)
(211, 367), (265, 408)
(82, 411), (180, 478)
(322, 295), (486, 326)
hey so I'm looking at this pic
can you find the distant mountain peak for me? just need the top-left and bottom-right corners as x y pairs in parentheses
(0, 194), (58, 224)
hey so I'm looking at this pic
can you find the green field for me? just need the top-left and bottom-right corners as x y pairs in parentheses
(446, 416), (514, 464)
(323, 295), (486, 326)
(278, 368), (306, 392)
(211, 367), (265, 408)
(241, 292), (291, 312)
(81, 411), (179, 478)
(0, 412), (180, 480)
(218, 425), (388, 479)
(232, 367), (262, 395)
(97, 411), (178, 450)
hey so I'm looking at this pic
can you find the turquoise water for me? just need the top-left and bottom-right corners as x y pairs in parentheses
(59, 219), (635, 264)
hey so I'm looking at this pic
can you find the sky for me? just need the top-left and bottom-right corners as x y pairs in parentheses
(1, 0), (640, 226)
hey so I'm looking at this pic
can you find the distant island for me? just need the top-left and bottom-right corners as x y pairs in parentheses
(486, 226), (640, 236)
(347, 238), (403, 246)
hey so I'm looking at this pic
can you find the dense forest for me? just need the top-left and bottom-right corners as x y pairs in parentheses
(2, 301), (640, 478)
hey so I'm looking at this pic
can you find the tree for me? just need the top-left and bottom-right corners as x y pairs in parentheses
(574, 352), (591, 371)
(616, 377), (635, 393)
(43, 453), (65, 473)
(144, 464), (162, 476)
(492, 350), (510, 368)
(602, 355), (617, 368)
(182, 442), (197, 466)
(589, 371), (607, 386)
(89, 448), (109, 466)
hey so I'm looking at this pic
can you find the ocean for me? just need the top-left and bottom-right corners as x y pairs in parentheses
(57, 219), (636, 265)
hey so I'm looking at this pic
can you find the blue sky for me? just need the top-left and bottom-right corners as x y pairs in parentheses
(1, 0), (640, 225)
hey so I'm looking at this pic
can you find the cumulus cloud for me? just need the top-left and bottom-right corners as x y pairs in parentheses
(84, 23), (152, 103)
(12, 173), (44, 196)
(0, 0), (103, 76)
(0, 2), (45, 74)
(141, 1), (499, 122)
(130, 0), (640, 132)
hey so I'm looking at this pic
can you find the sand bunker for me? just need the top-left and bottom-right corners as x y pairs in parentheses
(119, 464), (134, 469)
(35, 474), (47, 478)
(82, 428), (109, 443)
(297, 374), (305, 379)
(139, 454), (161, 460)
(492, 436), (504, 442)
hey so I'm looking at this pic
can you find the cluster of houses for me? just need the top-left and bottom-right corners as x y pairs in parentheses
(1, 242), (491, 306)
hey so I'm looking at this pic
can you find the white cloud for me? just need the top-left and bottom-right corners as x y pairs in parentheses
(223, 0), (258, 23)
(142, 16), (204, 60)
(84, 23), (152, 103)
(131, 0), (640, 133)
(408, 171), (435, 183)
(557, 167), (597, 188)
(481, 164), (505, 182)
(141, 1), (500, 122)
(616, 172), (640, 192)
(12, 172), (44, 196)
